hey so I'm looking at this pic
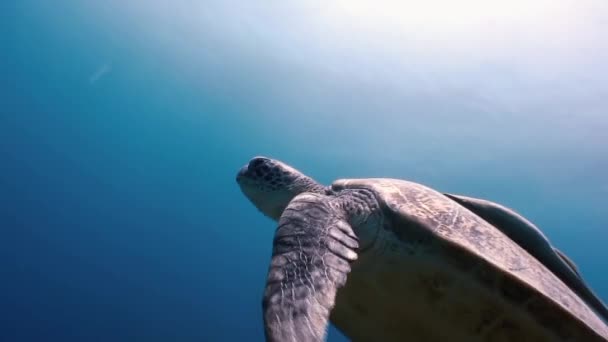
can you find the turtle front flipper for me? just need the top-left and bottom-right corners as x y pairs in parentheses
(263, 193), (359, 342)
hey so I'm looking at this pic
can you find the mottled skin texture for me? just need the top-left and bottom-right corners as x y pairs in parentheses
(237, 157), (608, 342)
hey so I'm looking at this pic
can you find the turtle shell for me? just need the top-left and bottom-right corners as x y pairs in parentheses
(331, 178), (608, 341)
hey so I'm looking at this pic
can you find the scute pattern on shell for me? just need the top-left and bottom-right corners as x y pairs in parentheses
(332, 178), (608, 340)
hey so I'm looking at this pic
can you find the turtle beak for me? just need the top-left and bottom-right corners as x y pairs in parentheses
(236, 164), (248, 183)
(236, 156), (272, 183)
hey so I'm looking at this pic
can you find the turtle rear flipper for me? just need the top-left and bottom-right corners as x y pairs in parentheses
(554, 247), (582, 278)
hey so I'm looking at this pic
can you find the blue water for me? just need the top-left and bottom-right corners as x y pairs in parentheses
(3, 2), (607, 341)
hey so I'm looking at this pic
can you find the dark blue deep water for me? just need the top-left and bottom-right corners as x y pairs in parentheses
(3, 2), (607, 341)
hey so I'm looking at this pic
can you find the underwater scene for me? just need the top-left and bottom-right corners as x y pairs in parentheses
(3, 1), (607, 341)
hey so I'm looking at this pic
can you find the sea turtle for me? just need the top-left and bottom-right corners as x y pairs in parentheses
(236, 156), (608, 341)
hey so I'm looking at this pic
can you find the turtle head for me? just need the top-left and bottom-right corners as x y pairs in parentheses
(237, 156), (326, 221)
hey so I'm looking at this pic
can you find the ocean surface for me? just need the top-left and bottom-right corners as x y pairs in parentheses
(3, 1), (607, 341)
